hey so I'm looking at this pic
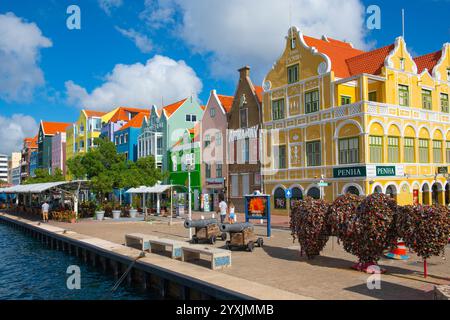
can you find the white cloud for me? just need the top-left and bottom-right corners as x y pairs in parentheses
(140, 0), (175, 29)
(116, 27), (153, 53)
(98, 0), (123, 15)
(0, 12), (52, 102)
(143, 0), (368, 82)
(0, 114), (39, 155)
(65, 55), (203, 111)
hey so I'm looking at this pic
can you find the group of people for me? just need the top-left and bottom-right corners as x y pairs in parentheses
(218, 198), (237, 224)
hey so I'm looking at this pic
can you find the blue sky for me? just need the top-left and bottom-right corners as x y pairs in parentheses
(0, 0), (449, 154)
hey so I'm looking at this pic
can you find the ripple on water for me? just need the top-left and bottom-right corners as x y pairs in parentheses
(0, 223), (156, 300)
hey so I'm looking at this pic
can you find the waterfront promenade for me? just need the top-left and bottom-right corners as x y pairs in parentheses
(41, 214), (449, 300)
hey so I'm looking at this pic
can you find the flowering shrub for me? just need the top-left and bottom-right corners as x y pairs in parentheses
(396, 205), (450, 260)
(51, 210), (76, 223)
(341, 193), (398, 264)
(327, 194), (362, 238)
(290, 197), (329, 259)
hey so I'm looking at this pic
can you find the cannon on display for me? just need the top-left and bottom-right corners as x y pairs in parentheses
(184, 218), (227, 244)
(221, 222), (263, 252)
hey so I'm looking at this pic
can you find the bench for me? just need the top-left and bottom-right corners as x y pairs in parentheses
(181, 245), (232, 270)
(125, 233), (159, 251)
(148, 238), (185, 259)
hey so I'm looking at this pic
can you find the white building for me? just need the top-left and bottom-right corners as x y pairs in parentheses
(8, 152), (21, 184)
(0, 154), (7, 183)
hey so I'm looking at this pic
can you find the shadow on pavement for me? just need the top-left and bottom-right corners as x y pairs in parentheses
(344, 281), (432, 300)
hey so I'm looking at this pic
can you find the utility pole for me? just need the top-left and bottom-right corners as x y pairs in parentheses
(186, 155), (193, 240)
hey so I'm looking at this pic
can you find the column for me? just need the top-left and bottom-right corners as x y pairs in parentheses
(157, 193), (161, 215)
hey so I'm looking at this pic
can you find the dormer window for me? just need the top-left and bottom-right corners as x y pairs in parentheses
(400, 58), (405, 71)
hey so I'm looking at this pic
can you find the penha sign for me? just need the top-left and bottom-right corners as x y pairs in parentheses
(333, 166), (366, 178)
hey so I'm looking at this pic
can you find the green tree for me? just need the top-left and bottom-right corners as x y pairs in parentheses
(66, 137), (164, 205)
(24, 168), (65, 184)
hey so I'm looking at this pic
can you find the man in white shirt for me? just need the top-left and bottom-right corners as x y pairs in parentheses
(218, 198), (228, 224)
(42, 201), (50, 223)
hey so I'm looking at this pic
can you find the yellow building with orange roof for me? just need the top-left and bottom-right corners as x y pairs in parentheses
(261, 27), (450, 215)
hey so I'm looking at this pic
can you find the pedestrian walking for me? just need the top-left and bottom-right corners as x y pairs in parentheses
(41, 201), (49, 223)
(218, 197), (227, 224)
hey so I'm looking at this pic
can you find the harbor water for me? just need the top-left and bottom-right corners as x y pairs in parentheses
(0, 222), (156, 300)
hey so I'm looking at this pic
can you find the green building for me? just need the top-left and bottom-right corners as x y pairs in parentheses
(37, 121), (71, 173)
(168, 124), (201, 210)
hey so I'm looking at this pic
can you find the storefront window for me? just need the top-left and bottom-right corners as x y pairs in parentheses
(307, 187), (320, 199)
(290, 187), (303, 207)
(274, 187), (286, 209)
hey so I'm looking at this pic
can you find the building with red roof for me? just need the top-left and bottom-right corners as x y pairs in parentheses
(262, 26), (450, 215)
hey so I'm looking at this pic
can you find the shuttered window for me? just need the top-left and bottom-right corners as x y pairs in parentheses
(441, 93), (449, 113)
(404, 137), (415, 163)
(419, 139), (429, 163)
(433, 140), (442, 163)
(306, 141), (321, 166)
(387, 136), (399, 163)
(422, 89), (432, 110)
(369, 136), (383, 163)
(272, 99), (285, 120)
(398, 85), (409, 106)
(305, 90), (319, 113)
(338, 137), (359, 164)
(446, 141), (450, 163)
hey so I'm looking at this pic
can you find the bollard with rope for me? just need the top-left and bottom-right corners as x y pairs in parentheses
(101, 251), (145, 299)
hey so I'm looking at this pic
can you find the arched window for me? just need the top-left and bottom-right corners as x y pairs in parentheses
(373, 186), (382, 194)
(290, 187), (303, 207)
(307, 187), (320, 200)
(274, 187), (286, 209)
(386, 185), (397, 201)
(345, 186), (360, 196)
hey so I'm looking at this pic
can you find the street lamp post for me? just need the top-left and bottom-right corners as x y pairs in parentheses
(186, 156), (193, 240)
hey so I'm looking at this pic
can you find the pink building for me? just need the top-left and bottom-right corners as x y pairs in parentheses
(52, 132), (66, 176)
(200, 90), (234, 211)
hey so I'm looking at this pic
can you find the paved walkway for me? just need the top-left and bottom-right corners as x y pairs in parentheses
(4, 211), (449, 299)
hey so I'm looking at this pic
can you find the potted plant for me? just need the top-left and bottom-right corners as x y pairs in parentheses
(129, 197), (139, 218)
(95, 203), (105, 221)
(112, 201), (121, 220)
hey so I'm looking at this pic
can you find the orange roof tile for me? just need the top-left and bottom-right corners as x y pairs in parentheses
(41, 121), (71, 136)
(303, 35), (365, 78)
(109, 107), (150, 122)
(30, 135), (38, 149)
(84, 110), (107, 117)
(345, 44), (395, 77)
(23, 136), (38, 149)
(217, 94), (234, 113)
(254, 86), (263, 104)
(163, 98), (187, 117)
(118, 113), (147, 131)
(414, 50), (442, 75)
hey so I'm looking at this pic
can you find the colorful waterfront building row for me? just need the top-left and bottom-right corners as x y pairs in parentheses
(16, 27), (450, 215)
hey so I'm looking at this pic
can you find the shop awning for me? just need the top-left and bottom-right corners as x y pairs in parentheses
(0, 180), (89, 194)
(125, 184), (187, 194)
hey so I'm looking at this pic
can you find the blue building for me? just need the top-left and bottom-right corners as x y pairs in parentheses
(29, 151), (38, 177)
(114, 112), (148, 162)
